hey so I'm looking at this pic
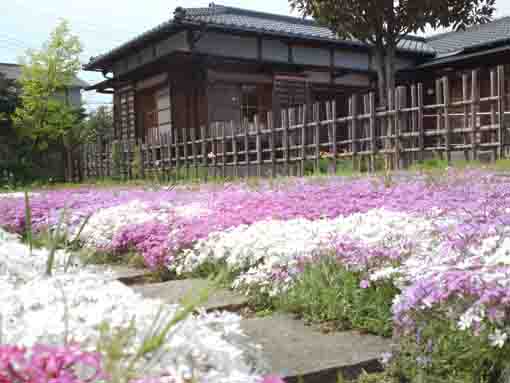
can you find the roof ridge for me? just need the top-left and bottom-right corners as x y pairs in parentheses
(426, 15), (510, 42)
(184, 3), (427, 42)
(185, 3), (318, 27)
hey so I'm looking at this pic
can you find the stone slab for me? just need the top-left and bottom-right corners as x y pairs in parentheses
(131, 279), (249, 312)
(241, 313), (391, 382)
(88, 265), (152, 284)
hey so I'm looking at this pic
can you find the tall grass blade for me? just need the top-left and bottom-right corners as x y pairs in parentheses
(46, 208), (66, 276)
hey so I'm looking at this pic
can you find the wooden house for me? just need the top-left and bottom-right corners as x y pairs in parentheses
(84, 3), (434, 144)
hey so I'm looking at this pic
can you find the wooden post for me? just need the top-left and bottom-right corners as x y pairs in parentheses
(268, 112), (276, 177)
(212, 123), (218, 179)
(442, 76), (451, 163)
(191, 125), (198, 179)
(244, 119), (249, 177)
(201, 125), (207, 182)
(326, 101), (337, 174)
(283, 109), (290, 176)
(462, 73), (470, 160)
(369, 93), (376, 172)
(174, 125), (180, 181)
(471, 70), (479, 161)
(182, 125), (189, 179)
(255, 115), (262, 177)
(301, 105), (307, 176)
(139, 138), (145, 179)
(417, 83), (424, 162)
(314, 103), (320, 173)
(351, 94), (358, 170)
(221, 122), (226, 178)
(498, 65), (506, 159)
(491, 69), (498, 160)
(394, 88), (402, 169)
(231, 121), (238, 178)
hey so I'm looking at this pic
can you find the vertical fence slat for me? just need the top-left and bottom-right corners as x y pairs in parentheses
(244, 119), (249, 177)
(443, 76), (451, 163)
(313, 103), (320, 173)
(301, 105), (307, 176)
(350, 94), (358, 170)
(231, 121), (238, 178)
(268, 111), (276, 177)
(462, 73), (470, 160)
(471, 69), (479, 161)
(255, 115), (262, 177)
(498, 65), (506, 159)
(417, 83), (424, 162)
(283, 109), (290, 176)
(491, 69), (498, 160)
(369, 93), (376, 172)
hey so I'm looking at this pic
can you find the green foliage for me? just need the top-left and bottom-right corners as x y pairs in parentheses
(13, 20), (83, 148)
(289, 0), (495, 103)
(277, 257), (398, 337)
(0, 72), (21, 123)
(395, 317), (510, 383)
(304, 158), (356, 176)
(83, 105), (114, 142)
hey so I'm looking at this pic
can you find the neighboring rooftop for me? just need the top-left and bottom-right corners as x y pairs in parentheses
(85, 3), (433, 70)
(427, 16), (510, 56)
(0, 63), (89, 88)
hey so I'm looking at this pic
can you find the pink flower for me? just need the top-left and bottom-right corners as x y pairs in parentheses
(261, 375), (286, 383)
(360, 280), (370, 289)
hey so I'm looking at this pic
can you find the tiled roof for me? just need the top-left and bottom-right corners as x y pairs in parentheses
(427, 16), (510, 56)
(85, 3), (433, 69)
(0, 63), (89, 88)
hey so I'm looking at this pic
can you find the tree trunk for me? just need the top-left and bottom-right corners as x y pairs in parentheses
(385, 43), (396, 94)
(373, 45), (387, 107)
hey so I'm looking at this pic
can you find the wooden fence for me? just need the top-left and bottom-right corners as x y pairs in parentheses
(81, 65), (510, 180)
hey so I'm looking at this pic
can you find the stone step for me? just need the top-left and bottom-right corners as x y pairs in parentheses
(128, 278), (391, 382)
(88, 265), (153, 284)
(131, 278), (249, 312)
(241, 313), (391, 382)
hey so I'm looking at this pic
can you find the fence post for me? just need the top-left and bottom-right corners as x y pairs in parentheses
(174, 125), (180, 181)
(244, 119), (249, 177)
(255, 115), (262, 177)
(268, 111), (276, 178)
(498, 65), (506, 159)
(201, 125), (207, 182)
(301, 105), (307, 176)
(231, 121), (238, 178)
(221, 122), (226, 178)
(394, 88), (401, 169)
(471, 69), (479, 161)
(442, 76), (451, 163)
(369, 93), (376, 172)
(462, 73), (470, 161)
(490, 69), (498, 161)
(350, 94), (358, 170)
(417, 83), (425, 162)
(139, 138), (145, 179)
(313, 103), (320, 173)
(283, 109), (290, 176)
(191, 125), (198, 179)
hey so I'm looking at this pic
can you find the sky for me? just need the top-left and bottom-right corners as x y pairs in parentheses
(2, 0), (510, 110)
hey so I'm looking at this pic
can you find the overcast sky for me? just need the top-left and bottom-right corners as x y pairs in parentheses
(2, 0), (510, 110)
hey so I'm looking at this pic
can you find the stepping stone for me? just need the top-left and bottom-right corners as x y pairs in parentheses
(88, 265), (152, 284)
(241, 313), (392, 382)
(131, 279), (249, 312)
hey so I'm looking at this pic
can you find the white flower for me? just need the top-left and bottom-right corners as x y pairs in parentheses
(489, 329), (508, 348)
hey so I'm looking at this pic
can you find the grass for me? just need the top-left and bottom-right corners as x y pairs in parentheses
(273, 257), (398, 337)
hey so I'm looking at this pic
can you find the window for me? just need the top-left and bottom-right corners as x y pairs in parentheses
(156, 87), (172, 135)
(240, 85), (258, 124)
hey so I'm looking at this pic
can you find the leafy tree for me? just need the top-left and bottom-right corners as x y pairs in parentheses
(83, 105), (114, 142)
(13, 19), (84, 180)
(289, 0), (496, 105)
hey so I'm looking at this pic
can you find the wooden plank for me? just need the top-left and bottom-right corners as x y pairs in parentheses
(462, 73), (470, 160)
(244, 119), (249, 177)
(471, 69), (479, 161)
(417, 83), (424, 162)
(491, 69), (498, 160)
(201, 125), (207, 181)
(498, 65), (506, 159)
(443, 76), (451, 163)
(255, 115), (262, 177)
(283, 109), (290, 176)
(314, 103), (320, 173)
(369, 93), (376, 172)
(268, 111), (276, 177)
(221, 122), (226, 178)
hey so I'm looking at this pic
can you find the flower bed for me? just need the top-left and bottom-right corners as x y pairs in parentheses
(2, 170), (510, 380)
